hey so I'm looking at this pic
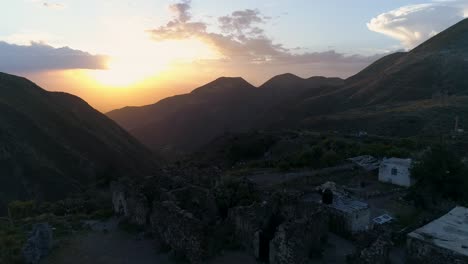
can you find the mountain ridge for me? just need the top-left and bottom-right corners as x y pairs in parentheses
(0, 72), (158, 213)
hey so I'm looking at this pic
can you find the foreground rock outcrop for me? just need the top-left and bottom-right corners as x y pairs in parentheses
(22, 223), (53, 264)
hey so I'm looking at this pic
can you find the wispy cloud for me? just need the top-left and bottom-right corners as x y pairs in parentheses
(42, 2), (65, 9)
(147, 0), (383, 78)
(0, 41), (108, 73)
(368, 0), (468, 49)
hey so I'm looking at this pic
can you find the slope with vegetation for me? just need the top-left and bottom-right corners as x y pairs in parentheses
(108, 19), (468, 156)
(0, 72), (158, 214)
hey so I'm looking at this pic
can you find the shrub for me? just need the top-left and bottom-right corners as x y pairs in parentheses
(410, 144), (468, 204)
(8, 200), (36, 220)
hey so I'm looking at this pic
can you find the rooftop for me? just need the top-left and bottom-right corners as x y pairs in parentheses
(348, 155), (380, 171)
(302, 192), (369, 214)
(408, 206), (468, 256)
(381, 157), (412, 167)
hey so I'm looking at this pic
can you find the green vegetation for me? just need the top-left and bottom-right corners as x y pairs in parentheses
(214, 177), (260, 219)
(410, 144), (468, 207)
(266, 134), (417, 171)
(0, 222), (25, 264)
(0, 190), (114, 264)
(227, 132), (277, 162)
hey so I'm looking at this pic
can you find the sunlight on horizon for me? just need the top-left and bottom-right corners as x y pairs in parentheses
(86, 37), (220, 87)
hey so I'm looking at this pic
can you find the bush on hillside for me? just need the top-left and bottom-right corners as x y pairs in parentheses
(410, 144), (468, 205)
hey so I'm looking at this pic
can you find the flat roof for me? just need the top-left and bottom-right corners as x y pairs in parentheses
(408, 206), (468, 256)
(381, 158), (412, 167)
(302, 192), (369, 214)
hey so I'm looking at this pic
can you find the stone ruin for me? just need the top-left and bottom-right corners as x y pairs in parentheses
(111, 176), (331, 264)
(228, 191), (329, 264)
(111, 176), (220, 263)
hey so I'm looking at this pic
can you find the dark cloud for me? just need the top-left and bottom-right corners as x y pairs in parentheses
(0, 41), (108, 73)
(218, 9), (266, 37)
(147, 1), (384, 74)
(169, 0), (192, 23)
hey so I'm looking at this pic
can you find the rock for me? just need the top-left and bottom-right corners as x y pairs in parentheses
(22, 223), (53, 264)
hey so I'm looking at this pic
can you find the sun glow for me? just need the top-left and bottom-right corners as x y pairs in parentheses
(87, 38), (220, 87)
(88, 56), (167, 87)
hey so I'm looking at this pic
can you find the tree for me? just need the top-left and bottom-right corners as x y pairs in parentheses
(411, 145), (468, 203)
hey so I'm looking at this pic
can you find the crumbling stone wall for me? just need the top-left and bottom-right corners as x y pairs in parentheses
(166, 185), (218, 223)
(228, 202), (273, 258)
(351, 235), (393, 264)
(150, 201), (207, 263)
(269, 211), (328, 264)
(407, 236), (468, 264)
(111, 181), (149, 226)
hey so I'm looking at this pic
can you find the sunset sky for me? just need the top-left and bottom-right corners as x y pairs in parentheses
(2, 0), (468, 111)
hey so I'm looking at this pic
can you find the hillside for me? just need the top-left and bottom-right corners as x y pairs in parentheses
(334, 18), (468, 106)
(109, 18), (468, 155)
(0, 72), (158, 213)
(108, 75), (343, 153)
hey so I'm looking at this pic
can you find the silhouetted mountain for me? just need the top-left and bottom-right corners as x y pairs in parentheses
(0, 72), (158, 212)
(294, 18), (468, 133)
(109, 19), (468, 154)
(341, 18), (468, 105)
(108, 76), (343, 153)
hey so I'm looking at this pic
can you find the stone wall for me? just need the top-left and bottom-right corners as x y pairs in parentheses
(166, 185), (218, 223)
(111, 178), (223, 264)
(407, 236), (468, 264)
(111, 181), (149, 226)
(150, 201), (207, 263)
(228, 202), (273, 258)
(351, 235), (393, 264)
(269, 210), (328, 264)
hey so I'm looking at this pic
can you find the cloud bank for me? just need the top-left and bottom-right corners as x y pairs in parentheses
(368, 1), (468, 49)
(0, 41), (108, 73)
(147, 0), (383, 78)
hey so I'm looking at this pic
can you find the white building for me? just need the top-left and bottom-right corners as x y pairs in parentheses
(303, 192), (371, 237)
(407, 206), (468, 263)
(378, 158), (413, 187)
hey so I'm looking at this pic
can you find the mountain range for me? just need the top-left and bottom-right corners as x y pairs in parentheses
(108, 18), (468, 154)
(0, 72), (158, 212)
(1, 18), (468, 212)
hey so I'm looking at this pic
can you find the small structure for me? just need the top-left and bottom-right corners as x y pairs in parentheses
(378, 158), (413, 187)
(348, 155), (380, 172)
(407, 206), (468, 263)
(303, 192), (371, 237)
(373, 214), (394, 225)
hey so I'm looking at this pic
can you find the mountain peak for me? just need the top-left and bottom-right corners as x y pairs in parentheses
(191, 76), (255, 94)
(261, 73), (303, 86)
(412, 18), (468, 55)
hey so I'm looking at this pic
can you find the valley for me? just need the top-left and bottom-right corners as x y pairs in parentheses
(1, 11), (468, 264)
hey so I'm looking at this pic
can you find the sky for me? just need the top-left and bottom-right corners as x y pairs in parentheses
(1, 0), (468, 112)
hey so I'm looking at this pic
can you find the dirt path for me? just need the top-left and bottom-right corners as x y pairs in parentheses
(247, 164), (355, 188)
(44, 218), (256, 264)
(45, 229), (171, 264)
